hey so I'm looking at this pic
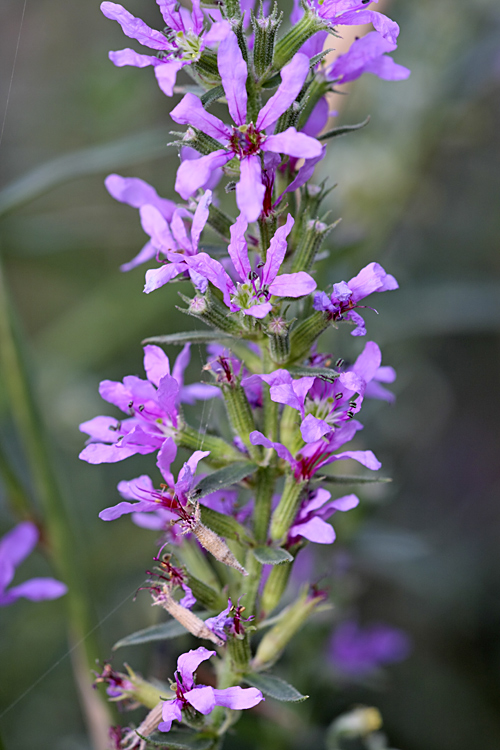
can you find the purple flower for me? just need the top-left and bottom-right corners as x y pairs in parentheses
(329, 620), (411, 677)
(244, 341), (390, 443)
(326, 31), (410, 84)
(205, 598), (253, 642)
(288, 488), (359, 545)
(99, 438), (208, 522)
(186, 214), (316, 319)
(250, 419), (381, 482)
(158, 647), (263, 732)
(101, 1), (230, 97)
(139, 190), (213, 294)
(79, 344), (218, 464)
(0, 522), (67, 606)
(313, 262), (398, 336)
(312, 0), (400, 45)
(170, 32), (323, 221)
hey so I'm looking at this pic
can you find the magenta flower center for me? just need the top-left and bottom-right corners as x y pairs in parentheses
(229, 124), (264, 158)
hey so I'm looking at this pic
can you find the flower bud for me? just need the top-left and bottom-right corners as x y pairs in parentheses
(291, 219), (332, 274)
(326, 706), (383, 745)
(252, 5), (283, 77)
(182, 288), (242, 335)
(253, 586), (327, 670)
(267, 317), (291, 364)
(222, 382), (262, 463)
(288, 310), (330, 364)
(273, 8), (330, 71)
(181, 126), (221, 156)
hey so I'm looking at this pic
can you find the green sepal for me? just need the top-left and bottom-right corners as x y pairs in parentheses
(319, 116), (371, 141)
(112, 616), (209, 650)
(199, 504), (254, 545)
(252, 546), (294, 565)
(190, 462), (258, 499)
(243, 672), (308, 702)
(289, 365), (339, 383)
(201, 84), (225, 108)
(186, 574), (227, 611)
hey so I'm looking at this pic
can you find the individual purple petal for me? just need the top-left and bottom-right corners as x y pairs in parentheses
(140, 204), (176, 251)
(269, 271), (316, 298)
(172, 343), (191, 389)
(175, 150), (232, 200)
(104, 174), (176, 220)
(171, 93), (232, 142)
(264, 128), (322, 159)
(365, 380), (395, 403)
(351, 341), (382, 384)
(333, 450), (381, 471)
(244, 301), (273, 319)
(109, 48), (159, 68)
(120, 241), (157, 272)
(100, 2), (168, 49)
(144, 262), (186, 293)
(213, 686), (264, 709)
(158, 699), (183, 733)
(236, 156), (265, 223)
(0, 521), (38, 570)
(79, 442), (148, 464)
(2, 577), (68, 604)
(348, 262), (398, 300)
(228, 214), (250, 281)
(328, 494), (359, 512)
(204, 20), (231, 44)
(117, 474), (155, 501)
(185, 685), (216, 714)
(338, 371), (365, 394)
(98, 379), (132, 411)
(326, 31), (408, 85)
(156, 374), (180, 418)
(292, 516), (336, 544)
(155, 59), (186, 96)
(261, 214), (294, 285)
(256, 53), (310, 131)
(249, 431), (294, 465)
(143, 345), (170, 387)
(284, 146), (326, 194)
(300, 413), (331, 442)
(191, 190), (212, 250)
(99, 499), (156, 521)
(181, 383), (221, 404)
(333, 9), (400, 45)
(179, 583), (196, 609)
(218, 32), (248, 126)
(302, 96), (329, 137)
(156, 437), (177, 486)
(177, 647), (215, 690)
(364, 54), (411, 81)
(185, 252), (234, 306)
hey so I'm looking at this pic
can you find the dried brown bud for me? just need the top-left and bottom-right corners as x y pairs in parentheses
(154, 586), (225, 647)
(190, 503), (248, 576)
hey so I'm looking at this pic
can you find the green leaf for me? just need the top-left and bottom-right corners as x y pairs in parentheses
(243, 672), (308, 702)
(201, 84), (225, 108)
(252, 546), (294, 565)
(319, 116), (371, 142)
(289, 366), (339, 383)
(112, 616), (209, 650)
(198, 505), (254, 545)
(191, 462), (258, 499)
(0, 128), (170, 217)
(143, 331), (237, 346)
(317, 474), (392, 485)
(136, 730), (214, 749)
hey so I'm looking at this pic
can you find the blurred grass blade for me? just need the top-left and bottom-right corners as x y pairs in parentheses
(0, 128), (169, 216)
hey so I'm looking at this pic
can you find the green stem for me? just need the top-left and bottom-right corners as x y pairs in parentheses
(269, 475), (305, 543)
(0, 438), (34, 518)
(0, 257), (111, 734)
(222, 384), (262, 462)
(243, 549), (262, 618)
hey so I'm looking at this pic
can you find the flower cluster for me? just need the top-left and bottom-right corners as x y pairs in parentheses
(76, 0), (411, 743)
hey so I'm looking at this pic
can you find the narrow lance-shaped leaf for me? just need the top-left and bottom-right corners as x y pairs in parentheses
(113, 615), (210, 650)
(136, 730), (214, 749)
(243, 672), (308, 702)
(319, 116), (371, 141)
(143, 331), (238, 346)
(317, 474), (392, 485)
(191, 462), (258, 499)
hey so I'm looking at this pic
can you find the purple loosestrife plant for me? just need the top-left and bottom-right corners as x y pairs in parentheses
(79, 0), (411, 743)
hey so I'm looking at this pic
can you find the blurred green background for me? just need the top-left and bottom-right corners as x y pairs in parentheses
(1, 0), (500, 747)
